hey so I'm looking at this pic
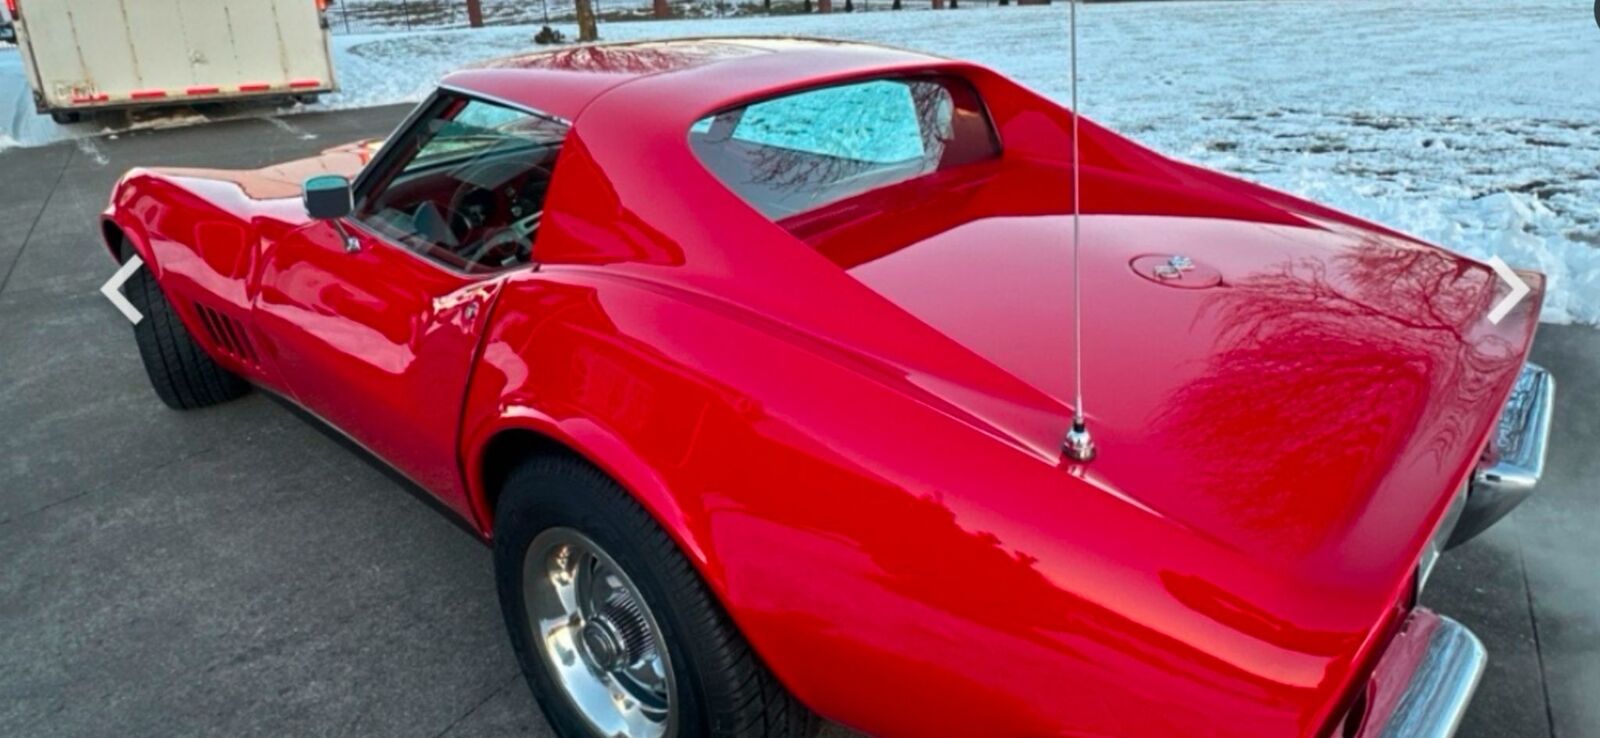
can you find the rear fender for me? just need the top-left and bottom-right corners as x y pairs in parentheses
(461, 405), (700, 565)
(454, 261), (1417, 737)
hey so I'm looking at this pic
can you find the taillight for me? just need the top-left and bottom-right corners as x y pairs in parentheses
(5, 0), (18, 19)
(314, 0), (330, 10)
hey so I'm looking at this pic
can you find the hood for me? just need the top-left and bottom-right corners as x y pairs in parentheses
(149, 139), (380, 203)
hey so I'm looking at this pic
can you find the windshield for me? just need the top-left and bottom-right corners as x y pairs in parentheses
(413, 101), (568, 165)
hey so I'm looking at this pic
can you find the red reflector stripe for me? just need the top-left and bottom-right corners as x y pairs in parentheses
(239, 82), (272, 92)
(130, 89), (167, 100)
(71, 92), (110, 104)
(289, 79), (322, 89)
(186, 86), (220, 96)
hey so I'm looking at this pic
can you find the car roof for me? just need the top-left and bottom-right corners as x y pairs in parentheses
(440, 36), (948, 122)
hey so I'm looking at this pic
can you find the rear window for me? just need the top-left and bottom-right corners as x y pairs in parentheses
(689, 76), (999, 220)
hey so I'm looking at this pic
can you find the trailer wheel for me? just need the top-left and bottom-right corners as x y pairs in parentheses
(292, 94), (320, 106)
(50, 111), (81, 125)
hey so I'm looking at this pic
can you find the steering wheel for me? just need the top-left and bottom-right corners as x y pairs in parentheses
(444, 160), (555, 259)
(444, 155), (523, 247)
(446, 184), (498, 247)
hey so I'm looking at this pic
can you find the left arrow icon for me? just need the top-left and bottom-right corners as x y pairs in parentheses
(101, 255), (145, 325)
(1487, 255), (1530, 325)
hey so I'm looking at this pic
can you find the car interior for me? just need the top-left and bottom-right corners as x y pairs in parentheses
(356, 95), (568, 272)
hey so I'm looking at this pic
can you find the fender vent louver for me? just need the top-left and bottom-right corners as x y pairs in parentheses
(191, 302), (260, 367)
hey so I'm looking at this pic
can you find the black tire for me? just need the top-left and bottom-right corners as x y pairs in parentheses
(292, 93), (320, 105)
(50, 110), (81, 125)
(124, 255), (249, 410)
(494, 456), (818, 738)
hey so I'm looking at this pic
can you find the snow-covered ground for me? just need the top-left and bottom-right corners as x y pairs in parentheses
(326, 0), (713, 33)
(2, 0), (1597, 321)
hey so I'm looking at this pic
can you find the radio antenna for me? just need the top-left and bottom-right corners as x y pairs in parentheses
(1062, 0), (1096, 463)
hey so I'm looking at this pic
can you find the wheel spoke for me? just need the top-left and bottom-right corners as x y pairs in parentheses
(524, 528), (675, 738)
(577, 553), (610, 619)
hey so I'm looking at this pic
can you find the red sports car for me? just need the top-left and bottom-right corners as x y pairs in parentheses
(101, 38), (1552, 738)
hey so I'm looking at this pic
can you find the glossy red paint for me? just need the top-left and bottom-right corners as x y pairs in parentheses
(102, 39), (1542, 738)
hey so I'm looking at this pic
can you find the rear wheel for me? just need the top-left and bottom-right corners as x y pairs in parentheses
(50, 111), (81, 125)
(494, 456), (818, 738)
(124, 253), (249, 409)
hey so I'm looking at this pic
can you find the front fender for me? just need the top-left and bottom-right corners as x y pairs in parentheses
(102, 169), (161, 270)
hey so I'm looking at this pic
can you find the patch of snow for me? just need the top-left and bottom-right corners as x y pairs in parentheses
(73, 136), (109, 166)
(3, 0), (1598, 322)
(0, 47), (65, 148)
(326, 0), (767, 34)
(265, 116), (320, 140)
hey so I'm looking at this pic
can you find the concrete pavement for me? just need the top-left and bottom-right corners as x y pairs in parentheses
(0, 106), (1594, 738)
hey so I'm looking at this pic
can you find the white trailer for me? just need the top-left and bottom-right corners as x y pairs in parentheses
(6, 0), (338, 124)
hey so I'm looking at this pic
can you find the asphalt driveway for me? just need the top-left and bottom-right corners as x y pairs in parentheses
(0, 107), (1595, 737)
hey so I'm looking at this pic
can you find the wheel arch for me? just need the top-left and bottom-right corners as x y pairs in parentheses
(100, 173), (161, 273)
(100, 215), (154, 268)
(100, 218), (128, 261)
(466, 412), (716, 584)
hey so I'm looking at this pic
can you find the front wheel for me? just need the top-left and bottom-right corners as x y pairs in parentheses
(124, 253), (249, 409)
(494, 457), (818, 738)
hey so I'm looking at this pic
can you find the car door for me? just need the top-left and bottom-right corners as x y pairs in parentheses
(253, 91), (567, 521)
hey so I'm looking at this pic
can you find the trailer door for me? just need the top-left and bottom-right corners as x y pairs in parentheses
(18, 0), (335, 111)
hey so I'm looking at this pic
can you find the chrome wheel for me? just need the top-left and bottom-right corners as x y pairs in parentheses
(524, 528), (676, 738)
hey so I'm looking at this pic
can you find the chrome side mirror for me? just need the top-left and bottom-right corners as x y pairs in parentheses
(302, 175), (360, 253)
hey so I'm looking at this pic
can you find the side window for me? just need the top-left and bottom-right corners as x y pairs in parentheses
(689, 77), (997, 220)
(356, 94), (569, 272)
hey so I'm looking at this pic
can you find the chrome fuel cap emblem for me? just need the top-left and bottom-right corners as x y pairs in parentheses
(1153, 254), (1196, 280)
(1130, 254), (1223, 289)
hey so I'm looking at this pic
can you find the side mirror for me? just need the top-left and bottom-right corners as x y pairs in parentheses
(303, 175), (352, 220)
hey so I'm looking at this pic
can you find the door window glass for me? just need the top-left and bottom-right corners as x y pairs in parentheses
(357, 94), (569, 272)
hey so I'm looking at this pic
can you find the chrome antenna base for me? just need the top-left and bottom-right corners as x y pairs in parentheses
(1063, 420), (1097, 463)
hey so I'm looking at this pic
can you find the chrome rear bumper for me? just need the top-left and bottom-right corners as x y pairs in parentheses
(1354, 609), (1487, 738)
(1347, 366), (1548, 734)
(1447, 362), (1553, 548)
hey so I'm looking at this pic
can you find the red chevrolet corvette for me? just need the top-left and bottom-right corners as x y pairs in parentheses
(101, 38), (1552, 738)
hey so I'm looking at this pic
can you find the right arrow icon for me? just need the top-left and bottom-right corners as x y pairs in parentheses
(1487, 256), (1530, 325)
